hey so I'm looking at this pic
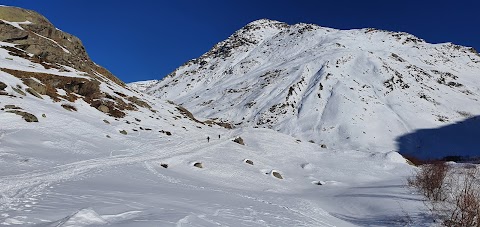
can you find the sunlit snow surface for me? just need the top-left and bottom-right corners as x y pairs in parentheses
(143, 20), (480, 160)
(0, 72), (428, 226)
(0, 107), (428, 226)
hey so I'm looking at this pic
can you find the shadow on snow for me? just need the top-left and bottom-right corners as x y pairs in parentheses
(396, 116), (480, 161)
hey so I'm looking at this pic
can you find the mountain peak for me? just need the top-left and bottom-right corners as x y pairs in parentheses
(142, 20), (480, 159)
(0, 5), (52, 25)
(245, 18), (288, 28)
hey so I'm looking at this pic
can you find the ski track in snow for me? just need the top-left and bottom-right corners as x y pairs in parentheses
(1, 134), (338, 226)
(0, 137), (215, 212)
(144, 161), (336, 227)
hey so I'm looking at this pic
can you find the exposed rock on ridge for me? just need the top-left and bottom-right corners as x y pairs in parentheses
(0, 6), (123, 86)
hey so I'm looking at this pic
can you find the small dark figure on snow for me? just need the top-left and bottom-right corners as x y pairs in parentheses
(207, 136), (210, 142)
(218, 135), (221, 139)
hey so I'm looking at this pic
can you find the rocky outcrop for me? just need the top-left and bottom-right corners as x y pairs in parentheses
(0, 68), (136, 117)
(0, 6), (124, 86)
(6, 110), (38, 122)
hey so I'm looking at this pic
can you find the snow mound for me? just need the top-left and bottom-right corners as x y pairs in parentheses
(53, 208), (108, 227)
(384, 151), (407, 164)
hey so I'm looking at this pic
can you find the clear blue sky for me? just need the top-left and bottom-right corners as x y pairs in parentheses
(2, 0), (479, 83)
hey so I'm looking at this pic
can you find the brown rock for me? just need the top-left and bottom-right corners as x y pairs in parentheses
(98, 105), (109, 113)
(233, 137), (245, 145)
(23, 78), (46, 95)
(4, 105), (21, 109)
(6, 110), (38, 122)
(12, 86), (26, 96)
(0, 81), (7, 90)
(271, 171), (283, 179)
(26, 87), (43, 99)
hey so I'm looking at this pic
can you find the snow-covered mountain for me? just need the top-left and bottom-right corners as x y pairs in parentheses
(140, 19), (480, 160)
(0, 7), (465, 226)
(128, 79), (159, 92)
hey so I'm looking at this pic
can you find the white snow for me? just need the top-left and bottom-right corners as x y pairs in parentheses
(33, 32), (70, 54)
(143, 20), (480, 160)
(128, 80), (160, 92)
(0, 70), (430, 226)
(3, 18), (476, 226)
(0, 43), (88, 78)
(0, 20), (31, 31)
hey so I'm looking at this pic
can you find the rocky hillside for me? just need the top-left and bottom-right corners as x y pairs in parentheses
(0, 6), (160, 118)
(140, 19), (480, 159)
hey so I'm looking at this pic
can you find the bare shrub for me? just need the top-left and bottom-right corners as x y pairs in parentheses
(409, 164), (480, 226)
(442, 168), (480, 227)
(408, 162), (450, 201)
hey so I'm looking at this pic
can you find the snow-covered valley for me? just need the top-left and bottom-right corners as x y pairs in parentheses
(1, 5), (479, 227)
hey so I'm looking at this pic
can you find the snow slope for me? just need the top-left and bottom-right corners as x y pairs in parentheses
(1, 12), (433, 226)
(128, 79), (159, 92)
(141, 19), (480, 160)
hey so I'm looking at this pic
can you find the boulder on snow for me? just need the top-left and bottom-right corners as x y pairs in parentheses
(271, 170), (283, 179)
(119, 130), (128, 135)
(193, 162), (203, 168)
(61, 104), (77, 111)
(4, 105), (22, 109)
(6, 110), (38, 122)
(0, 81), (7, 90)
(159, 130), (172, 136)
(233, 136), (245, 145)
(244, 159), (254, 165)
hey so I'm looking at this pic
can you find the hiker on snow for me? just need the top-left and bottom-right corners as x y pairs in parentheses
(207, 136), (210, 142)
